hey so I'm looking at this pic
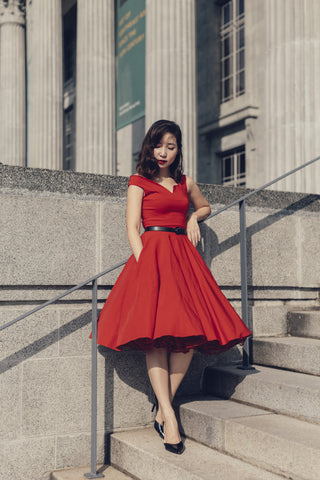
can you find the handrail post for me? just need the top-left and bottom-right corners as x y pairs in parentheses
(238, 200), (254, 370)
(85, 279), (104, 478)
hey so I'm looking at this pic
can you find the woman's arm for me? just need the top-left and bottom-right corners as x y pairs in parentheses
(126, 184), (144, 261)
(186, 176), (211, 246)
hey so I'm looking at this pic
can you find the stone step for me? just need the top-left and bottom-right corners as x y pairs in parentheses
(51, 465), (133, 479)
(176, 395), (271, 450)
(253, 336), (320, 375)
(176, 396), (320, 480)
(202, 364), (320, 424)
(288, 310), (320, 339)
(111, 427), (284, 480)
(223, 412), (320, 480)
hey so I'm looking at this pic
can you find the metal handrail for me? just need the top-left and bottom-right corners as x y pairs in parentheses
(0, 260), (128, 332)
(1, 154), (319, 478)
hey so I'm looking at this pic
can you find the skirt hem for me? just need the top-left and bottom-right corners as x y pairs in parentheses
(100, 334), (252, 355)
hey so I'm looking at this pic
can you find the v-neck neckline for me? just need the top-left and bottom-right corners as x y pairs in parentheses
(139, 175), (182, 194)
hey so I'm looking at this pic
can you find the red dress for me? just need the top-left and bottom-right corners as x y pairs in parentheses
(96, 174), (252, 354)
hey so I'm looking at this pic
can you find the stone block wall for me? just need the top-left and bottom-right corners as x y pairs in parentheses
(0, 165), (319, 479)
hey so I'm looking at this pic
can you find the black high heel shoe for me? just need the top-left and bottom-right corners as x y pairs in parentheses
(162, 415), (185, 455)
(164, 440), (185, 455)
(152, 400), (164, 439)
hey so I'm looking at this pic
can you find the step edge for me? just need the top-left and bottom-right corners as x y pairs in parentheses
(110, 428), (286, 480)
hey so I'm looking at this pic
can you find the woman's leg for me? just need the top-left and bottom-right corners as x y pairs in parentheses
(168, 350), (194, 401)
(146, 348), (194, 444)
(146, 347), (181, 444)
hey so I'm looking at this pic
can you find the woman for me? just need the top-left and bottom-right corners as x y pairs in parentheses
(96, 120), (252, 454)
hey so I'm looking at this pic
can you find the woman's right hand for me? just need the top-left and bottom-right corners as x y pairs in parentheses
(135, 247), (143, 263)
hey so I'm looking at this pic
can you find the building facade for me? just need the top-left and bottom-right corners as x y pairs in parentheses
(197, 0), (320, 193)
(0, 0), (319, 193)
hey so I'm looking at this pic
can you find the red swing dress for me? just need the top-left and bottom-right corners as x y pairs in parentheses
(95, 174), (252, 354)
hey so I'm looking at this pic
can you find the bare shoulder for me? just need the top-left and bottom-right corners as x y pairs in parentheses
(185, 175), (197, 193)
(185, 175), (210, 209)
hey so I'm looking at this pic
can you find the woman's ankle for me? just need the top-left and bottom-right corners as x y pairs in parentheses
(163, 414), (181, 443)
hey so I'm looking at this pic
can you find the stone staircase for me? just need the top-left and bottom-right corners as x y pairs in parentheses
(109, 309), (320, 480)
(252, 310), (320, 376)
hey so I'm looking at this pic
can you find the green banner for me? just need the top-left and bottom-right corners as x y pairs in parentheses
(116, 0), (146, 130)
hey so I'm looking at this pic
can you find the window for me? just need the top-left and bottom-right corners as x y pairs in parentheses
(63, 107), (74, 170)
(220, 0), (245, 103)
(221, 146), (246, 187)
(63, 5), (76, 170)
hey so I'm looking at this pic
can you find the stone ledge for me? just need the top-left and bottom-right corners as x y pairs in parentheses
(199, 105), (260, 133)
(0, 164), (129, 199)
(1, 164), (320, 212)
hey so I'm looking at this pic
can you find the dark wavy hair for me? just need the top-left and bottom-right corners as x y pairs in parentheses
(136, 120), (183, 183)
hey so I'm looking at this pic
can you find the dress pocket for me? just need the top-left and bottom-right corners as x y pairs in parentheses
(135, 248), (144, 264)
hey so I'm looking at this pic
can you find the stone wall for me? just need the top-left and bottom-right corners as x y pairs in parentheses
(0, 165), (319, 479)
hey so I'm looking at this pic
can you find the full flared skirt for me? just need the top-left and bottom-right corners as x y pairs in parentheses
(96, 231), (252, 354)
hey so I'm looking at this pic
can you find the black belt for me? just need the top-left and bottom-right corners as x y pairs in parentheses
(144, 226), (186, 235)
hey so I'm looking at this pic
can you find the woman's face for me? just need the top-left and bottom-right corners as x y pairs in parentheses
(153, 132), (178, 169)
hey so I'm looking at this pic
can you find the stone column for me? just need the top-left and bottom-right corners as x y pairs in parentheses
(76, 0), (115, 175)
(264, 0), (320, 193)
(145, 0), (197, 179)
(0, 0), (26, 166)
(27, 0), (63, 170)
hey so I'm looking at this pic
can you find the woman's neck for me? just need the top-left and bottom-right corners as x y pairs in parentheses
(156, 168), (171, 179)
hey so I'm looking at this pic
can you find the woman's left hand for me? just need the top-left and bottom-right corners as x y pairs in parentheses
(187, 213), (201, 246)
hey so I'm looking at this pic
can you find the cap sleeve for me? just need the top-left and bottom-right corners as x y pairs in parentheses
(128, 175), (146, 190)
